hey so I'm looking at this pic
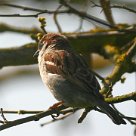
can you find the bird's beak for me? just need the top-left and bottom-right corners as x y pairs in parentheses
(33, 50), (39, 57)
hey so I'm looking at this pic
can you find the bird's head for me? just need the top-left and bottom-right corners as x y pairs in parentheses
(38, 33), (70, 51)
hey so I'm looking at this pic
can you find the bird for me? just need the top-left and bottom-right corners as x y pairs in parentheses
(37, 33), (126, 125)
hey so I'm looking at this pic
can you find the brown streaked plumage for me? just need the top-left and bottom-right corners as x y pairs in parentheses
(37, 33), (126, 125)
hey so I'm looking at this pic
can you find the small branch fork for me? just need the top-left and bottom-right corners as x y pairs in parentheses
(0, 108), (8, 124)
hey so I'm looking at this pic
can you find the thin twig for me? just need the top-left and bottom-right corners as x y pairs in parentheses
(100, 0), (115, 26)
(60, 0), (115, 28)
(0, 9), (71, 18)
(0, 3), (71, 14)
(0, 14), (39, 17)
(53, 5), (63, 33)
(0, 108), (8, 123)
(40, 108), (78, 127)
(91, 1), (136, 14)
(0, 110), (43, 114)
(0, 3), (45, 12)
(0, 105), (67, 131)
(125, 37), (136, 60)
(75, 18), (84, 32)
(40, 113), (73, 126)
(0, 1), (114, 28)
(110, 4), (136, 14)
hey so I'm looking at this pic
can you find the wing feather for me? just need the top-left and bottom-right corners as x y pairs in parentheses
(44, 50), (102, 99)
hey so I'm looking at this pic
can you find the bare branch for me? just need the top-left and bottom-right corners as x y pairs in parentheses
(110, 4), (136, 14)
(53, 5), (63, 33)
(105, 91), (136, 104)
(0, 23), (40, 34)
(0, 108), (8, 124)
(40, 112), (74, 127)
(60, 0), (115, 28)
(0, 3), (45, 12)
(0, 105), (67, 131)
(91, 1), (136, 14)
(74, 18), (84, 32)
(0, 110), (43, 114)
(0, 1), (114, 28)
(0, 91), (136, 130)
(100, 0), (115, 26)
(0, 43), (37, 69)
(0, 14), (39, 18)
(0, 3), (71, 15)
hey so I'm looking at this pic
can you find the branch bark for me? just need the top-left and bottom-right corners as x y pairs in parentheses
(0, 23), (40, 34)
(0, 43), (37, 68)
(100, 0), (115, 26)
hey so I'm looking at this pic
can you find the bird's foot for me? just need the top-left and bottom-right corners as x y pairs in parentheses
(49, 101), (64, 120)
(49, 101), (64, 110)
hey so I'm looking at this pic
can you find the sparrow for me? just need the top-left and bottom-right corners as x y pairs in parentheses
(37, 33), (126, 125)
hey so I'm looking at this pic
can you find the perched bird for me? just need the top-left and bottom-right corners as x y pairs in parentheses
(37, 33), (126, 125)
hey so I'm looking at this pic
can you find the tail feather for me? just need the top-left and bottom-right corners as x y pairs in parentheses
(97, 100), (126, 125)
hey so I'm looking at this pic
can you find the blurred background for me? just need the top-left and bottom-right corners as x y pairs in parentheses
(0, 0), (136, 136)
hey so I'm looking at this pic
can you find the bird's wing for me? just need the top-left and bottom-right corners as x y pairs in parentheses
(44, 50), (102, 99)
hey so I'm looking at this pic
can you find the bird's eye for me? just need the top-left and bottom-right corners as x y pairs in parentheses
(38, 42), (44, 50)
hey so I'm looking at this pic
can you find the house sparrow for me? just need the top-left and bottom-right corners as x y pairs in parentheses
(37, 33), (126, 125)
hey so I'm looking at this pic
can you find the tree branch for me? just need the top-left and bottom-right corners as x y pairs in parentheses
(60, 0), (115, 28)
(0, 43), (37, 68)
(0, 1), (114, 28)
(91, 1), (136, 14)
(0, 105), (68, 131)
(0, 30), (136, 68)
(0, 3), (71, 17)
(0, 23), (40, 34)
(100, 0), (115, 26)
(101, 37), (136, 94)
(105, 91), (136, 104)
(53, 5), (63, 33)
(0, 3), (71, 13)
(0, 91), (136, 131)
(0, 110), (43, 114)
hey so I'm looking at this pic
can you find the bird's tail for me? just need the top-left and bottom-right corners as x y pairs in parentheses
(96, 100), (126, 125)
